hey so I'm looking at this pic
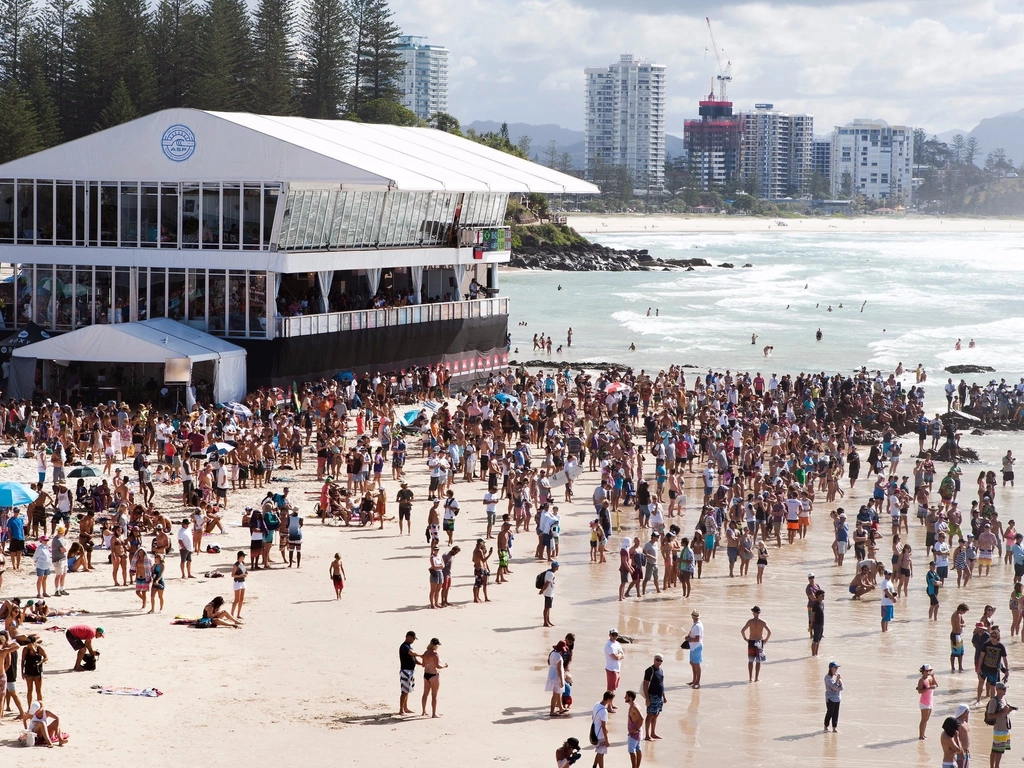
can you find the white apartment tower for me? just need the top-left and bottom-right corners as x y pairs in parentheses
(396, 36), (449, 122)
(830, 120), (914, 203)
(584, 54), (667, 190)
(738, 105), (814, 199)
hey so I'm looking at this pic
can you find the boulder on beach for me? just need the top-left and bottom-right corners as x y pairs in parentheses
(718, 263), (734, 268)
(944, 365), (996, 374)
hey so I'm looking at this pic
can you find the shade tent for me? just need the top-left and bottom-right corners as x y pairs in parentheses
(0, 322), (51, 360)
(0, 109), (600, 195)
(9, 318), (246, 403)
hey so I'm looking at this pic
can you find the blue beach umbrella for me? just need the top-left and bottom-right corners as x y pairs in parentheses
(0, 481), (39, 508)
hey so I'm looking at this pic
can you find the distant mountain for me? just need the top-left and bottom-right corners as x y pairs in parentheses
(966, 108), (1024, 166)
(934, 128), (970, 145)
(465, 120), (685, 172)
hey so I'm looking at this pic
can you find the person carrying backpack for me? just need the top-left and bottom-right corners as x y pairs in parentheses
(538, 561), (559, 628)
(986, 681), (1015, 768)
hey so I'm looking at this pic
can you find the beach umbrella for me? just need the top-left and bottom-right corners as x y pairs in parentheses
(0, 481), (38, 507)
(68, 466), (101, 478)
(206, 442), (236, 455)
(605, 382), (629, 394)
(224, 402), (252, 419)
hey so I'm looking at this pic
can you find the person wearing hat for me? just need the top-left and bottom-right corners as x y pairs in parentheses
(554, 737), (582, 768)
(642, 653), (666, 739)
(741, 606), (771, 682)
(398, 631), (420, 715)
(880, 569), (898, 632)
(604, 630), (625, 707)
(988, 681), (1014, 766)
(420, 638), (447, 718)
(824, 662), (843, 732)
(67, 625), (103, 671)
(918, 663), (938, 739)
(949, 703), (971, 766)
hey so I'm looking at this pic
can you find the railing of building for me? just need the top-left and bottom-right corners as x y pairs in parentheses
(276, 296), (509, 338)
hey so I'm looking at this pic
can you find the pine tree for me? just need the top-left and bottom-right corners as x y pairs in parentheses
(251, 0), (296, 115)
(298, 0), (349, 119)
(70, 0), (155, 138)
(346, 0), (402, 114)
(194, 0), (254, 111)
(26, 71), (62, 146)
(96, 76), (137, 128)
(150, 0), (202, 109)
(34, 0), (78, 121)
(0, 0), (36, 84)
(0, 81), (42, 163)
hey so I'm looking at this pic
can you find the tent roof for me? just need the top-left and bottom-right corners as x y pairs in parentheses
(0, 109), (600, 195)
(11, 319), (245, 364)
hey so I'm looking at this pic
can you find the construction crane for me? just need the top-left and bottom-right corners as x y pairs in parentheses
(706, 17), (732, 102)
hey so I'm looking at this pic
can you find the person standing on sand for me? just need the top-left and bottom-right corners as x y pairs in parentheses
(741, 606), (771, 682)
(496, 517), (512, 583)
(940, 715), (964, 768)
(604, 629), (625, 706)
(625, 690), (644, 768)
(420, 638), (447, 718)
(546, 640), (569, 717)
(952, 703), (971, 768)
(824, 662), (843, 732)
(591, 691), (614, 768)
(641, 654), (665, 740)
(810, 590), (825, 655)
(951, 603), (969, 672)
(330, 553), (346, 599)
(398, 630), (420, 716)
(541, 561), (558, 627)
(231, 551), (247, 618)
(987, 681), (1014, 767)
(396, 481), (414, 535)
(440, 546), (460, 608)
(918, 663), (938, 739)
(685, 611), (703, 688)
(177, 518), (194, 579)
(428, 544), (444, 609)
(472, 539), (493, 603)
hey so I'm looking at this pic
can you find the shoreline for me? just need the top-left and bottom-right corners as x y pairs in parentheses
(567, 213), (1024, 235)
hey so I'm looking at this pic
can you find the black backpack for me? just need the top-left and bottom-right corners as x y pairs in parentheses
(985, 697), (999, 726)
(535, 570), (550, 590)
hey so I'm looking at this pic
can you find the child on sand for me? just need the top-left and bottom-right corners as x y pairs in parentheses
(330, 553), (346, 599)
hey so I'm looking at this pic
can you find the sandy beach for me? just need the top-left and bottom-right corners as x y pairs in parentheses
(1, 396), (1023, 768)
(569, 213), (1024, 235)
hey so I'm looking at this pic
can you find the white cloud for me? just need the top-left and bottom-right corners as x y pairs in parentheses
(389, 0), (1024, 133)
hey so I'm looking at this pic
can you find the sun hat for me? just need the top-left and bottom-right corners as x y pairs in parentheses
(955, 704), (970, 718)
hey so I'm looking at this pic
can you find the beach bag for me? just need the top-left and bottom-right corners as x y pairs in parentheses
(535, 570), (549, 590)
(17, 730), (36, 747)
(589, 721), (598, 746)
(82, 653), (97, 671)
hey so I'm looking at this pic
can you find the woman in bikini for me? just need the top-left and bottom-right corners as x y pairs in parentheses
(420, 638), (447, 718)
(202, 596), (243, 628)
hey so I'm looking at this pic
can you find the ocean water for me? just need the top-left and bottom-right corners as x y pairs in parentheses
(502, 231), (1024, 383)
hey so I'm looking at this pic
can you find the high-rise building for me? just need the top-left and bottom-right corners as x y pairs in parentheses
(738, 105), (814, 199)
(396, 36), (449, 122)
(830, 120), (914, 203)
(812, 139), (832, 186)
(584, 54), (667, 190)
(683, 93), (742, 190)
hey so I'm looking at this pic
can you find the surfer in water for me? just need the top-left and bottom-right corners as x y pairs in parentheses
(816, 329), (823, 342)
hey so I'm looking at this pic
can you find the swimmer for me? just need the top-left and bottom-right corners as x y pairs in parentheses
(955, 338), (961, 351)
(827, 306), (833, 312)
(557, 285), (562, 291)
(763, 346), (773, 357)
(629, 343), (636, 351)
(751, 333), (758, 345)
(785, 304), (790, 309)
(838, 303), (843, 308)
(816, 329), (823, 342)
(646, 308), (651, 317)
(969, 339), (976, 348)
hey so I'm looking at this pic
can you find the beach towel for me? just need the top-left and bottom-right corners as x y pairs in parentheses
(96, 686), (163, 697)
(170, 617), (199, 625)
(44, 626), (67, 633)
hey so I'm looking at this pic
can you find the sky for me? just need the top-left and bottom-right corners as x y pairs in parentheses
(390, 0), (1024, 135)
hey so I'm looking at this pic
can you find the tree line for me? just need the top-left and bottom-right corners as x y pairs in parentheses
(0, 0), (412, 163)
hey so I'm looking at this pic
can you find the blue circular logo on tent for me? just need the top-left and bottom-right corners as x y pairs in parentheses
(161, 124), (196, 162)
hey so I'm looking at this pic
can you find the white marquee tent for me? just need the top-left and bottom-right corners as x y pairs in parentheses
(8, 318), (246, 403)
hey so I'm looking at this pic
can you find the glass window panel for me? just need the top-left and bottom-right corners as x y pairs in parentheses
(36, 182), (54, 244)
(35, 264), (53, 326)
(150, 267), (166, 319)
(263, 185), (280, 247)
(169, 269), (187, 321)
(248, 272), (266, 338)
(0, 181), (12, 243)
(74, 183), (86, 245)
(140, 184), (158, 246)
(201, 185), (220, 247)
(100, 184), (117, 246)
(243, 185), (260, 249)
(292, 192), (312, 249)
(88, 184), (99, 245)
(208, 270), (226, 334)
(222, 185), (241, 248)
(228, 270), (246, 335)
(94, 266), (112, 323)
(181, 184), (199, 247)
(114, 267), (131, 322)
(16, 182), (34, 242)
(329, 191), (350, 247)
(16, 264), (32, 325)
(160, 183), (178, 246)
(277, 191), (298, 249)
(119, 183), (138, 246)
(75, 265), (93, 327)
(56, 265), (73, 329)
(55, 184), (73, 245)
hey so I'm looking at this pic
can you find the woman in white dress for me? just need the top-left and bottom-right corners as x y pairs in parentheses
(546, 640), (569, 716)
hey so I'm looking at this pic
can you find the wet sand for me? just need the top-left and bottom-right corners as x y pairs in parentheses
(1, 420), (1023, 766)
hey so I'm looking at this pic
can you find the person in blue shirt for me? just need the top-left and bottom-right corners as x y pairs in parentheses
(5, 512), (25, 571)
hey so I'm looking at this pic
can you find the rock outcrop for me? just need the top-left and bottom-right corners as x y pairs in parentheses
(509, 244), (717, 272)
(944, 365), (996, 374)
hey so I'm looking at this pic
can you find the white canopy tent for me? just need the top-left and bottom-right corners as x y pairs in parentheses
(8, 318), (246, 403)
(0, 109), (600, 195)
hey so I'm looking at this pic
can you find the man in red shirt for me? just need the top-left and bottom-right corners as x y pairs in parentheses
(65, 625), (104, 671)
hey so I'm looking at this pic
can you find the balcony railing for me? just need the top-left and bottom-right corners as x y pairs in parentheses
(276, 296), (509, 338)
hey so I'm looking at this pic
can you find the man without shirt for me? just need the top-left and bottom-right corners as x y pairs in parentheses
(740, 606), (772, 682)
(951, 603), (969, 672)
